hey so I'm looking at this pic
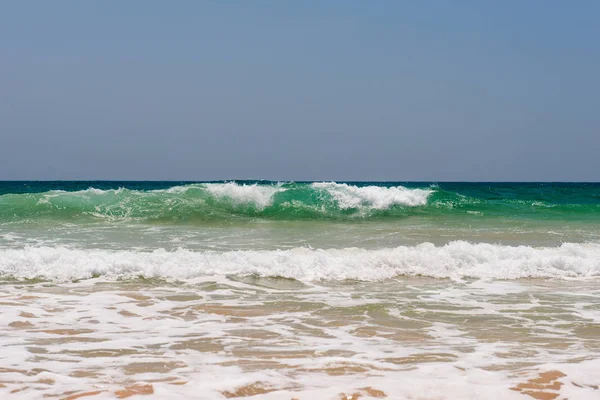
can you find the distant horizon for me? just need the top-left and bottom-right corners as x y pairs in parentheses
(2, 179), (600, 184)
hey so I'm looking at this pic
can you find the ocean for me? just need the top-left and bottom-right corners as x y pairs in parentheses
(0, 181), (599, 399)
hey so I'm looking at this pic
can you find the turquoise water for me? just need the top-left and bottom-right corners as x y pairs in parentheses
(1, 181), (599, 280)
(2, 181), (599, 222)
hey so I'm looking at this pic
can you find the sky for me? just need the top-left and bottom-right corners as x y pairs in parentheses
(1, 1), (599, 181)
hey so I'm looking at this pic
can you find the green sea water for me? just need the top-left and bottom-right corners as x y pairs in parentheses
(1, 181), (599, 222)
(1, 181), (599, 280)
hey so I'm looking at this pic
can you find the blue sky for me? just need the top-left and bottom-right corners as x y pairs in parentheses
(1, 1), (599, 180)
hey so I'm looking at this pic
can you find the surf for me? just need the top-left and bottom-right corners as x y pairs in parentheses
(1, 241), (599, 282)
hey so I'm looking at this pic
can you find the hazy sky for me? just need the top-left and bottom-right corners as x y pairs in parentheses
(1, 1), (599, 181)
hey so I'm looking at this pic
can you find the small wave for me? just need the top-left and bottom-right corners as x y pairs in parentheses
(1, 242), (598, 282)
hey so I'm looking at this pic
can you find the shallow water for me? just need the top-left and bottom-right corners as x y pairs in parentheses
(1, 277), (599, 399)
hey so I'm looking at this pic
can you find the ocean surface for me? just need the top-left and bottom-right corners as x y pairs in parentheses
(1, 181), (599, 399)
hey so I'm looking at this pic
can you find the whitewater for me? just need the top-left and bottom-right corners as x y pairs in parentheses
(1, 181), (599, 399)
(1, 242), (599, 282)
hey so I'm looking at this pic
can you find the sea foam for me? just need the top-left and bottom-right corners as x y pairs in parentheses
(204, 182), (284, 209)
(1, 242), (598, 282)
(312, 182), (432, 209)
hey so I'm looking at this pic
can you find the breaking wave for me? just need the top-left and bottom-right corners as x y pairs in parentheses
(1, 181), (598, 222)
(1, 242), (599, 282)
(0, 182), (433, 221)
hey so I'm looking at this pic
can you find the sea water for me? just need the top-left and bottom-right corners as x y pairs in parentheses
(0, 181), (599, 399)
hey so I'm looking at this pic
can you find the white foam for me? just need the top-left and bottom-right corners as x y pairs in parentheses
(45, 187), (126, 196)
(0, 271), (598, 398)
(203, 183), (283, 209)
(1, 233), (19, 241)
(1, 241), (599, 282)
(312, 182), (432, 209)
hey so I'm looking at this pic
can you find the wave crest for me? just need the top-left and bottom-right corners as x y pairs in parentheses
(311, 182), (432, 209)
(205, 182), (284, 209)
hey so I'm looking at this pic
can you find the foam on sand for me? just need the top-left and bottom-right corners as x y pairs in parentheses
(0, 276), (598, 399)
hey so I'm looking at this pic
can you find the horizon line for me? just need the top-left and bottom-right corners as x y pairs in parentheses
(1, 179), (599, 184)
